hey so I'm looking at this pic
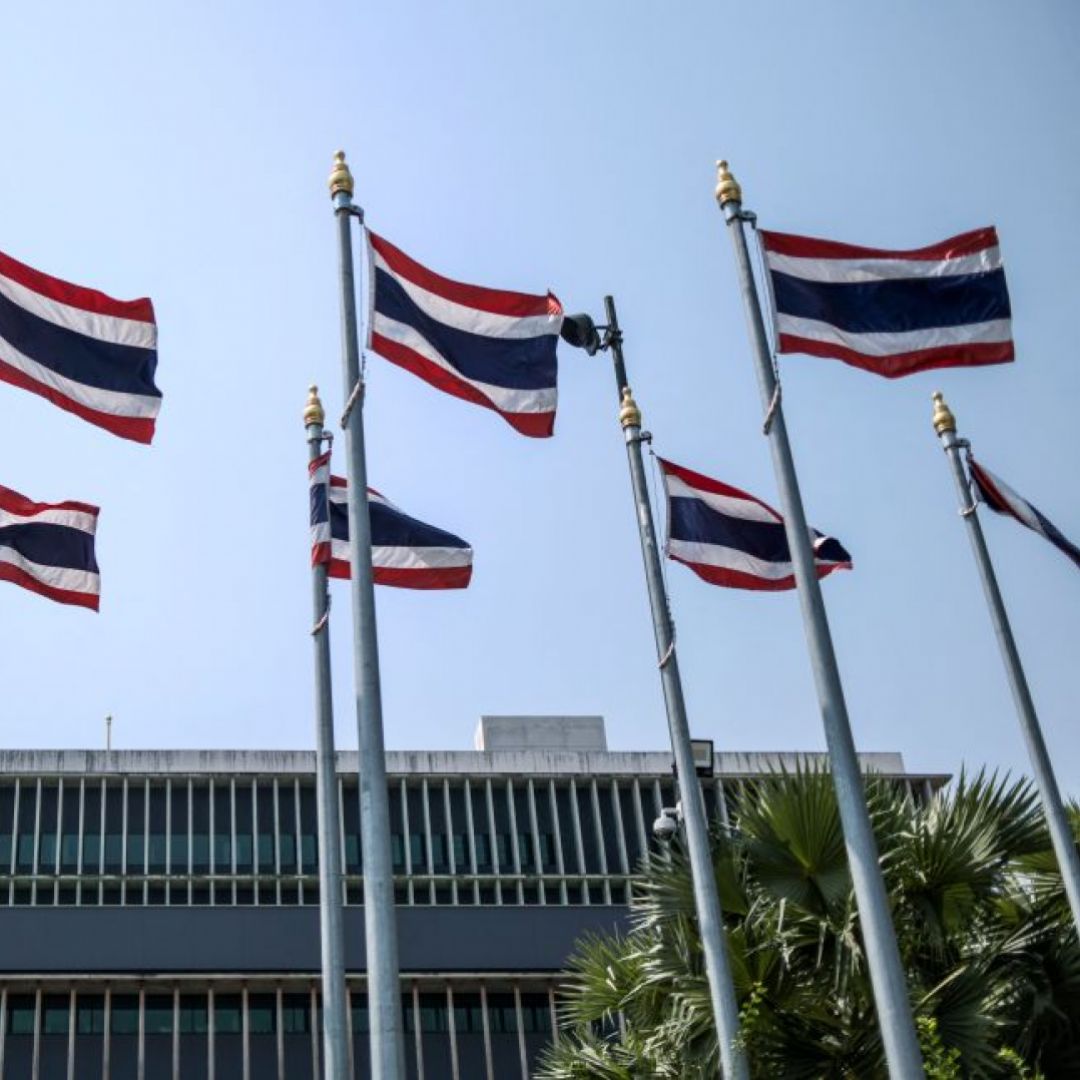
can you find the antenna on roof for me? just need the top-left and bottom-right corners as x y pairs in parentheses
(105, 715), (112, 752)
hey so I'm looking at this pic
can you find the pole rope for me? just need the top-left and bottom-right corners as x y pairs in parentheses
(311, 595), (331, 636)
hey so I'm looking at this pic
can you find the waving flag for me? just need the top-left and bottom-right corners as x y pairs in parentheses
(0, 249), (160, 442)
(367, 231), (562, 437)
(659, 458), (851, 591)
(759, 227), (1012, 378)
(309, 453), (473, 589)
(969, 458), (1080, 570)
(0, 484), (100, 609)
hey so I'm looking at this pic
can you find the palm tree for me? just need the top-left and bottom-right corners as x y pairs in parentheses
(537, 770), (1080, 1079)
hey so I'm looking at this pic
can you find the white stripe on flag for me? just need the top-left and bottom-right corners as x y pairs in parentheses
(371, 313), (558, 415)
(0, 337), (161, 417)
(978, 466), (1045, 533)
(0, 506), (97, 532)
(370, 247), (560, 341)
(775, 313), (1012, 358)
(0, 545), (99, 595)
(0, 267), (156, 349)
(664, 473), (779, 524)
(372, 545), (473, 571)
(764, 246), (1002, 284)
(310, 522), (331, 545)
(667, 538), (796, 581)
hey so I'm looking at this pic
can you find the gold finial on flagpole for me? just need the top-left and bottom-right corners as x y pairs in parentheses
(931, 391), (956, 435)
(304, 385), (325, 427)
(329, 150), (354, 198)
(619, 386), (642, 429)
(715, 160), (742, 207)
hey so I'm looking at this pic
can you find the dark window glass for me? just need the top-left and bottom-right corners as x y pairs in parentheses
(214, 994), (242, 1034)
(127, 784), (146, 871)
(454, 992), (486, 1078)
(82, 784), (103, 876)
(419, 993), (452, 1075)
(212, 784), (232, 871)
(491, 784), (515, 873)
(619, 784), (644, 870)
(342, 783), (361, 874)
(469, 784), (491, 873)
(74, 992), (105, 1080)
(522, 992), (554, 1070)
(40, 993), (70, 1078)
(145, 994), (173, 1033)
(513, 786), (535, 872)
(535, 783), (560, 874)
(178, 993), (209, 1080)
(60, 781), (80, 874)
(37, 782), (59, 874)
(428, 784), (451, 875)
(278, 784), (297, 871)
(170, 783), (190, 872)
(388, 784), (405, 874)
(249, 992), (277, 1076)
(405, 785), (427, 871)
(191, 783), (211, 874)
(145, 993), (174, 1079)
(299, 784), (318, 874)
(282, 993), (313, 1080)
(214, 993), (243, 1077)
(179, 996), (208, 1033)
(0, 784), (15, 871)
(255, 784), (276, 871)
(111, 993), (140, 1080)
(448, 783), (470, 876)
(7, 993), (35, 1034)
(487, 992), (521, 1077)
(235, 783), (254, 873)
(77, 994), (105, 1034)
(15, 783), (37, 873)
(148, 783), (167, 872)
(103, 783), (123, 873)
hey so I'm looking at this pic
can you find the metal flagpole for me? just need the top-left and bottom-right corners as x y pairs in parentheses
(304, 385), (351, 1079)
(932, 391), (1080, 932)
(328, 151), (405, 1079)
(605, 297), (748, 1080)
(715, 162), (925, 1078)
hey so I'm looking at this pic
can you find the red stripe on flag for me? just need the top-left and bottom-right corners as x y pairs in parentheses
(0, 484), (99, 519)
(760, 227), (999, 262)
(369, 232), (562, 320)
(658, 458), (782, 521)
(0, 563), (99, 610)
(370, 331), (555, 438)
(0, 249), (155, 323)
(776, 334), (1014, 378)
(373, 565), (473, 590)
(669, 553), (850, 592)
(0, 359), (157, 443)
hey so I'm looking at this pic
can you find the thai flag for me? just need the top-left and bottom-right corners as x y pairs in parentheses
(969, 458), (1080, 570)
(659, 458), (851, 591)
(0, 248), (160, 443)
(366, 231), (562, 437)
(759, 227), (1013, 378)
(309, 452), (473, 589)
(0, 484), (100, 610)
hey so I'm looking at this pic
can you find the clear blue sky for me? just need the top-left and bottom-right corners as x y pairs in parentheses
(1, 1), (1077, 792)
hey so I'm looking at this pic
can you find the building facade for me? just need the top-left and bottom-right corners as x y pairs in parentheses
(0, 719), (946, 1079)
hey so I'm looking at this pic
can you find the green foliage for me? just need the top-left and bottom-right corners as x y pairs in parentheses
(538, 768), (1080, 1079)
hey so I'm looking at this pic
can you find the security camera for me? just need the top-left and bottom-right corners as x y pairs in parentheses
(652, 807), (680, 842)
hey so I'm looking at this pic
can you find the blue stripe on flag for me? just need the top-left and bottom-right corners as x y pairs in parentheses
(0, 287), (160, 396)
(0, 522), (99, 572)
(770, 268), (1011, 334)
(374, 268), (557, 391)
(669, 498), (794, 563)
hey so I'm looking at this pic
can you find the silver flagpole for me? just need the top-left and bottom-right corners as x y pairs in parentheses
(932, 391), (1080, 932)
(328, 151), (405, 1079)
(606, 298), (747, 1080)
(304, 385), (350, 1079)
(715, 161), (924, 1078)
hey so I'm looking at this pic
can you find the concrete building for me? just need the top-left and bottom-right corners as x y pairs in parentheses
(0, 718), (946, 1079)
